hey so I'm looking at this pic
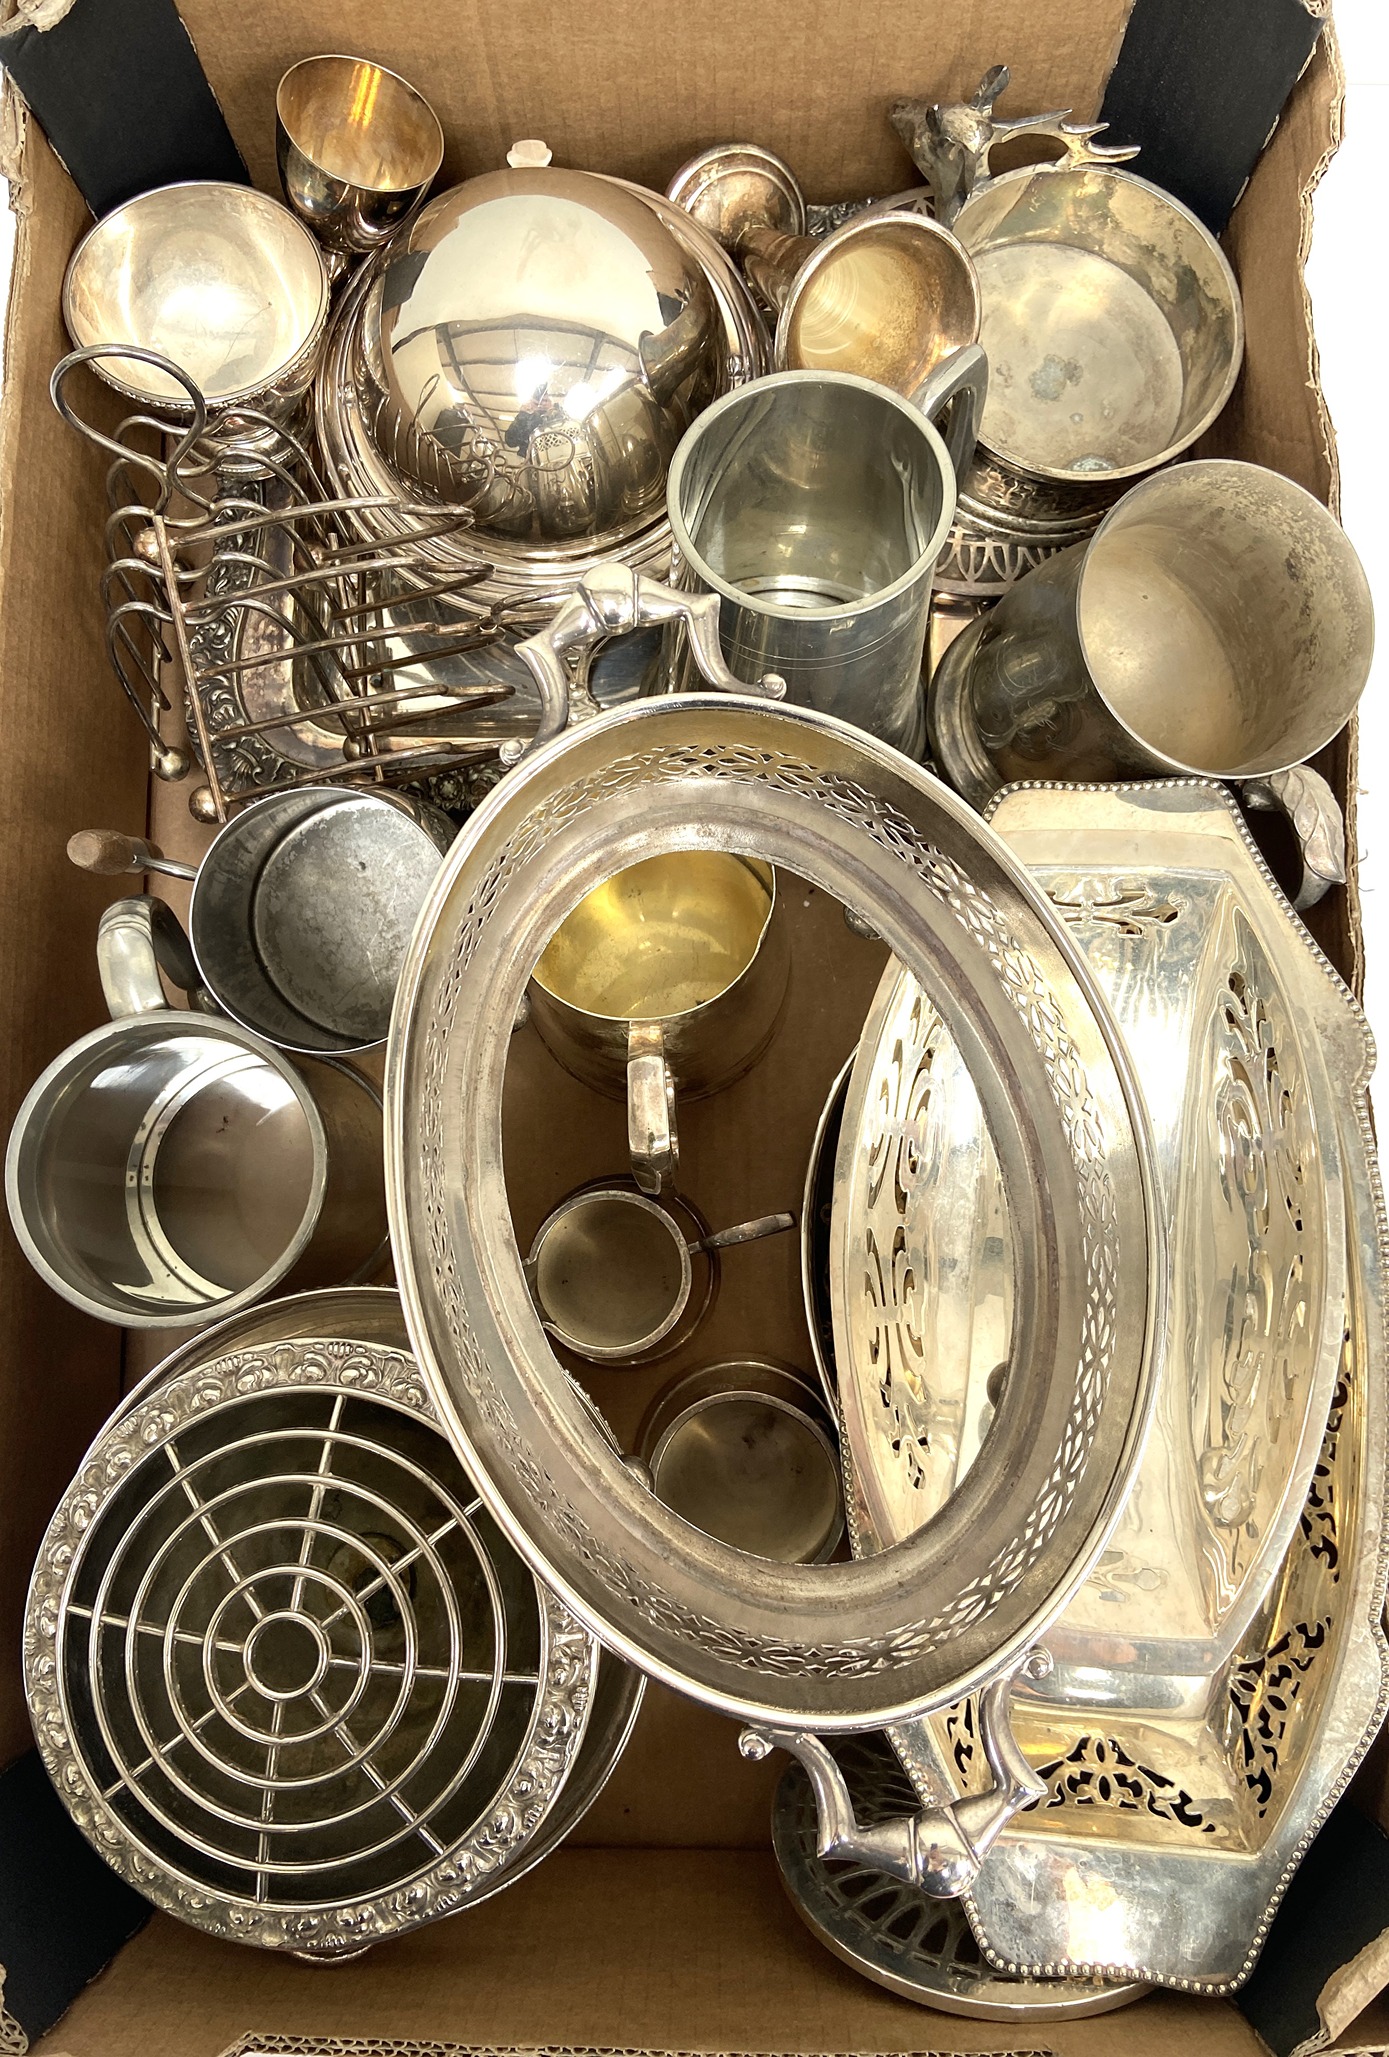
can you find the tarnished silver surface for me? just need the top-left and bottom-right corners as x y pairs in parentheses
(836, 783), (1386, 1990)
(773, 1731), (1147, 2017)
(355, 164), (719, 547)
(636, 1358), (844, 1565)
(63, 182), (330, 428)
(387, 693), (1159, 1732)
(953, 162), (1242, 491)
(24, 1288), (641, 1956)
(314, 182), (768, 603)
(945, 465), (1374, 787)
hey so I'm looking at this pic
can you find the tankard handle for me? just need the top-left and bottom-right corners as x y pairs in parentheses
(627, 1022), (679, 1198)
(512, 563), (787, 762)
(97, 895), (214, 1020)
(909, 342), (989, 487)
(1240, 764), (1348, 913)
(740, 1643), (1051, 1899)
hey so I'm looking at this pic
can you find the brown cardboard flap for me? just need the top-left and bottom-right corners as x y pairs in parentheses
(26, 1849), (1273, 2057)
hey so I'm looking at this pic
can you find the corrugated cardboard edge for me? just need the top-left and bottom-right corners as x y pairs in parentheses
(1298, 1929), (1389, 2055)
(213, 2045), (1062, 2057)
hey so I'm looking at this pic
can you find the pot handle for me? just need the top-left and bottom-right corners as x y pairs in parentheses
(909, 342), (988, 488)
(511, 563), (787, 762)
(1240, 764), (1347, 913)
(739, 1643), (1051, 1898)
(97, 895), (212, 1021)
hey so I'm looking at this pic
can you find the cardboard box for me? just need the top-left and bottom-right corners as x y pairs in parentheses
(0, 4), (1379, 2053)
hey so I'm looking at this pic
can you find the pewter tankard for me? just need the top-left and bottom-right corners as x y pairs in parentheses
(5, 898), (386, 1327)
(667, 352), (986, 757)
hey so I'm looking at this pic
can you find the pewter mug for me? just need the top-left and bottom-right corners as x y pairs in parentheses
(5, 897), (387, 1327)
(932, 459), (1375, 791)
(526, 851), (788, 1196)
(666, 354), (986, 757)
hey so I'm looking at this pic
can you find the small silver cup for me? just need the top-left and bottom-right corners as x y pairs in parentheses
(667, 354), (986, 757)
(526, 1185), (793, 1364)
(276, 56), (445, 267)
(5, 898), (387, 1327)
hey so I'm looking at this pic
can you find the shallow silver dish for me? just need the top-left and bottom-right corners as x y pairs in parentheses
(773, 1731), (1148, 2018)
(25, 1288), (640, 1957)
(387, 693), (1159, 1734)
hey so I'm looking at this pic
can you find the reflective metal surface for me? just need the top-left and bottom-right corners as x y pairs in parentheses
(24, 1289), (640, 1957)
(951, 464), (1374, 786)
(667, 360), (985, 756)
(63, 182), (330, 420)
(315, 180), (766, 603)
(182, 787), (455, 1054)
(387, 693), (1159, 1731)
(666, 141), (981, 400)
(356, 165), (720, 546)
(529, 851), (787, 1192)
(5, 897), (386, 1327)
(637, 1358), (844, 1564)
(953, 162), (1242, 487)
(838, 783), (1386, 1990)
(773, 1732), (1148, 2016)
(276, 56), (444, 259)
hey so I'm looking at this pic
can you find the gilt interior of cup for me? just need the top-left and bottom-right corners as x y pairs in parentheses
(62, 181), (330, 411)
(776, 213), (981, 397)
(277, 55), (445, 193)
(1077, 460), (1375, 778)
(954, 165), (1244, 484)
(529, 1189), (693, 1359)
(5, 1014), (327, 1326)
(668, 371), (956, 621)
(530, 851), (776, 1023)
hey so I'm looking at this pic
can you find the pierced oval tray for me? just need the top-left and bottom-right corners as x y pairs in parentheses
(842, 783), (1387, 1991)
(388, 696), (1160, 1730)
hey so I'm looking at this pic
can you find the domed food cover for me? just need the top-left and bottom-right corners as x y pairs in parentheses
(356, 165), (720, 545)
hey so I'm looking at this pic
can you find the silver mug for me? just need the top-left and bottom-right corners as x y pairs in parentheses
(928, 458), (1375, 903)
(666, 350), (986, 757)
(526, 851), (788, 1196)
(6, 897), (387, 1327)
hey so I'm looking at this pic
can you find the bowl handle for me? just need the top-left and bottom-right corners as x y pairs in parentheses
(739, 1643), (1052, 1899)
(512, 563), (786, 761)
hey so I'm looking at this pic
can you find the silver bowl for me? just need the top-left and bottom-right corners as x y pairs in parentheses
(63, 180), (329, 421)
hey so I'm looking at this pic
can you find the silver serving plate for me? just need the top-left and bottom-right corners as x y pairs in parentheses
(388, 692), (1160, 1747)
(25, 1288), (641, 1958)
(833, 782), (1386, 1989)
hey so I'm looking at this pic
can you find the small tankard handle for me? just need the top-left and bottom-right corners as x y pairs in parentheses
(740, 1644), (1051, 1899)
(627, 1022), (679, 1198)
(511, 563), (787, 762)
(909, 342), (989, 487)
(97, 895), (214, 1021)
(1240, 764), (1348, 913)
